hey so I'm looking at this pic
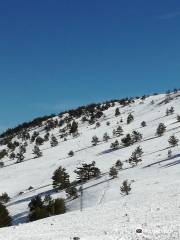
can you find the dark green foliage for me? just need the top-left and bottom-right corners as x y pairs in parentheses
(120, 180), (131, 195)
(35, 136), (44, 146)
(0, 162), (4, 168)
(156, 123), (166, 137)
(68, 151), (74, 157)
(0, 150), (7, 160)
(141, 121), (146, 127)
(109, 166), (118, 178)
(50, 135), (58, 147)
(121, 134), (132, 147)
(0, 193), (10, 204)
(52, 166), (70, 192)
(168, 135), (179, 147)
(33, 145), (42, 158)
(110, 140), (120, 150)
(66, 186), (78, 199)
(177, 115), (180, 122)
(31, 131), (39, 143)
(44, 132), (50, 141)
(129, 148), (142, 167)
(103, 132), (110, 142)
(134, 146), (143, 158)
(70, 121), (78, 135)
(115, 108), (120, 117)
(28, 195), (65, 222)
(0, 203), (12, 228)
(131, 131), (142, 143)
(91, 136), (99, 146)
(115, 126), (123, 136)
(115, 160), (123, 170)
(127, 113), (134, 124)
(74, 161), (100, 182)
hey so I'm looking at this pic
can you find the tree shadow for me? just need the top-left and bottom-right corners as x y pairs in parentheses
(161, 154), (180, 168)
(143, 152), (180, 168)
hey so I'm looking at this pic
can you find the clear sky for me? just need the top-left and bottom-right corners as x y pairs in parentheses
(0, 0), (180, 131)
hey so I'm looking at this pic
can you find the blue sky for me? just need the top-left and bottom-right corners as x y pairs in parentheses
(0, 0), (180, 131)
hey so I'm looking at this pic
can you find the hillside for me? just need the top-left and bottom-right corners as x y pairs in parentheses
(0, 91), (180, 239)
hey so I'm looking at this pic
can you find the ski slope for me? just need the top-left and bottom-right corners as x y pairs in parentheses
(0, 92), (180, 239)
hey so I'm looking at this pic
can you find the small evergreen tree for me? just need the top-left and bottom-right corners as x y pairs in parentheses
(70, 121), (78, 136)
(115, 126), (123, 136)
(168, 135), (179, 147)
(50, 135), (58, 147)
(120, 180), (131, 195)
(9, 152), (16, 160)
(109, 166), (118, 178)
(52, 166), (70, 192)
(133, 146), (143, 158)
(110, 140), (120, 150)
(127, 113), (134, 124)
(33, 145), (42, 158)
(0, 203), (12, 227)
(177, 115), (180, 122)
(103, 132), (110, 142)
(35, 136), (44, 146)
(66, 186), (78, 199)
(156, 123), (166, 137)
(121, 134), (132, 147)
(115, 160), (123, 170)
(141, 121), (146, 127)
(115, 108), (120, 117)
(131, 131), (142, 143)
(0, 193), (10, 204)
(68, 150), (74, 157)
(74, 161), (100, 182)
(91, 136), (99, 146)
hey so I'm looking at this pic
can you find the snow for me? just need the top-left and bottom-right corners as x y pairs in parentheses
(0, 92), (180, 239)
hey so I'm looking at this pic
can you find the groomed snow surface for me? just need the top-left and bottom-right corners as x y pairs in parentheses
(1, 92), (180, 239)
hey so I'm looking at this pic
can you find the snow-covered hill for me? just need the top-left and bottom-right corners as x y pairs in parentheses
(0, 91), (180, 239)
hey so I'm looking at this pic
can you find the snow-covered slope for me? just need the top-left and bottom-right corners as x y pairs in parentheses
(0, 92), (180, 239)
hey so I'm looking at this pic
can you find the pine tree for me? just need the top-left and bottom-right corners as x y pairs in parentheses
(127, 113), (134, 124)
(0, 193), (10, 204)
(156, 123), (166, 137)
(168, 135), (179, 147)
(9, 152), (16, 160)
(129, 150), (142, 167)
(120, 180), (131, 195)
(103, 132), (110, 142)
(66, 186), (78, 199)
(110, 140), (120, 150)
(169, 106), (174, 115)
(131, 131), (142, 143)
(109, 166), (118, 178)
(115, 108), (120, 117)
(116, 126), (123, 136)
(91, 136), (99, 146)
(68, 150), (74, 157)
(33, 145), (42, 158)
(134, 146), (143, 158)
(141, 121), (146, 127)
(121, 134), (132, 147)
(0, 203), (12, 227)
(177, 115), (180, 122)
(50, 135), (58, 147)
(52, 166), (70, 192)
(115, 160), (123, 170)
(74, 161), (100, 182)
(35, 136), (44, 146)
(70, 121), (78, 136)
